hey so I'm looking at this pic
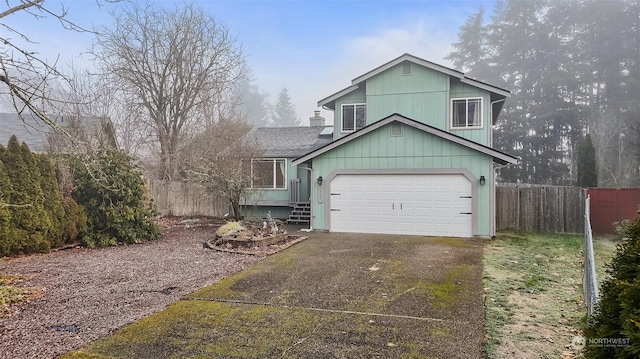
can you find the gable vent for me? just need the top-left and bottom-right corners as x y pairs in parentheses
(402, 61), (411, 75)
(391, 122), (403, 137)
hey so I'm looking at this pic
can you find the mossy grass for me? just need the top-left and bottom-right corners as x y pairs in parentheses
(61, 300), (458, 358)
(483, 230), (617, 358)
(0, 273), (26, 316)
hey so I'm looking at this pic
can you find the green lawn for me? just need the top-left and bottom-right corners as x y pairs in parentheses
(483, 231), (617, 359)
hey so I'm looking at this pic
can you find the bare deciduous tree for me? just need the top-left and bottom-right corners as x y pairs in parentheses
(185, 120), (262, 220)
(46, 67), (119, 154)
(94, 2), (244, 180)
(0, 1), (118, 141)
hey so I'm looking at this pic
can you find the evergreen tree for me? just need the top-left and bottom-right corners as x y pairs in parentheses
(236, 68), (270, 127)
(0, 161), (17, 257)
(2, 136), (51, 253)
(444, 6), (492, 81)
(35, 154), (67, 247)
(271, 87), (299, 127)
(71, 149), (160, 247)
(446, 0), (617, 184)
(570, 0), (640, 187)
(577, 134), (598, 187)
(584, 214), (640, 358)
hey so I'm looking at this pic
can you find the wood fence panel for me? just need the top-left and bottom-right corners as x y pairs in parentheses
(587, 188), (640, 234)
(147, 180), (228, 217)
(496, 184), (585, 234)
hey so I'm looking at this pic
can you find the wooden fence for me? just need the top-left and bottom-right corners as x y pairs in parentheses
(496, 184), (585, 234)
(147, 180), (228, 217)
(148, 180), (587, 234)
(587, 188), (640, 234)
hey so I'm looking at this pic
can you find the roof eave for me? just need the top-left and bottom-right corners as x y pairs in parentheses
(461, 78), (511, 97)
(351, 53), (464, 85)
(317, 85), (360, 109)
(292, 113), (519, 166)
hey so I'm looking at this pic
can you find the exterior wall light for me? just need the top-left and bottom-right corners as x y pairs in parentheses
(479, 176), (486, 185)
(317, 176), (323, 185)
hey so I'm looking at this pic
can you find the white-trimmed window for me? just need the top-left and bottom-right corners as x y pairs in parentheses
(342, 104), (366, 132)
(451, 98), (482, 128)
(251, 159), (286, 189)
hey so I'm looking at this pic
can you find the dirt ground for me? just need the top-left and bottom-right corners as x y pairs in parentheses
(0, 218), (261, 359)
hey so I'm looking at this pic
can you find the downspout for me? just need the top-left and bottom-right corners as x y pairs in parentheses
(489, 98), (506, 148)
(298, 165), (314, 232)
(489, 98), (507, 237)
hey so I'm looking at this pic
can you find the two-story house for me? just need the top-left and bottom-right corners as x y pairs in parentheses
(243, 53), (518, 238)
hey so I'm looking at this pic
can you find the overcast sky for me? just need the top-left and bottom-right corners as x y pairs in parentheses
(3, 0), (495, 125)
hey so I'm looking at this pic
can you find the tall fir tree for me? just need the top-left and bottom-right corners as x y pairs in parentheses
(236, 68), (271, 127)
(271, 87), (300, 127)
(577, 134), (598, 187)
(445, 0), (640, 185)
(444, 6), (492, 81)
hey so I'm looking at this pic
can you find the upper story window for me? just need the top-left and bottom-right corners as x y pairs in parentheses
(342, 104), (366, 132)
(451, 98), (482, 128)
(251, 158), (286, 189)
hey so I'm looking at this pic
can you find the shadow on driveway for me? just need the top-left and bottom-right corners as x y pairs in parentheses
(64, 232), (484, 359)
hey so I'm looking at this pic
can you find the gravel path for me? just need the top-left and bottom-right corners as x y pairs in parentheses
(0, 222), (261, 359)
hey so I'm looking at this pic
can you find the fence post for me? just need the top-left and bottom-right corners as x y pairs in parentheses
(583, 193), (599, 318)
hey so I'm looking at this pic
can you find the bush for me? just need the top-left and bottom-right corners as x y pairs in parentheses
(61, 197), (87, 244)
(584, 212), (640, 358)
(0, 136), (94, 256)
(71, 149), (160, 247)
(0, 137), (52, 254)
(35, 154), (67, 247)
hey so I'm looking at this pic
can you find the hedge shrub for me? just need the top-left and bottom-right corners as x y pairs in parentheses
(71, 149), (160, 247)
(584, 212), (640, 358)
(0, 136), (87, 256)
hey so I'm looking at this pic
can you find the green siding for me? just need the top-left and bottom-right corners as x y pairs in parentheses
(332, 63), (495, 146)
(448, 79), (491, 145)
(311, 123), (493, 236)
(366, 63), (449, 130)
(335, 87), (366, 139)
(245, 159), (296, 203)
(242, 206), (290, 220)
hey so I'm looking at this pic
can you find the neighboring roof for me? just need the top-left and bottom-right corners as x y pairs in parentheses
(292, 114), (519, 166)
(0, 112), (115, 152)
(0, 113), (52, 152)
(245, 126), (334, 158)
(318, 53), (511, 108)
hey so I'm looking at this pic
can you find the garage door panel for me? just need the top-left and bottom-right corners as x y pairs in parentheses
(330, 174), (473, 237)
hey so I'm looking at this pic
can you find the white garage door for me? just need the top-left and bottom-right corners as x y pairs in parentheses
(329, 174), (473, 237)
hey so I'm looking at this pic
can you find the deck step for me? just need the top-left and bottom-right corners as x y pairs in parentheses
(287, 202), (311, 224)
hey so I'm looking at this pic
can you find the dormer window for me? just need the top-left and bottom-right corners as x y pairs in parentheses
(451, 98), (482, 128)
(342, 104), (366, 132)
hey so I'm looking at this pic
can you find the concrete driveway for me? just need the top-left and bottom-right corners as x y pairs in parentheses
(66, 232), (484, 359)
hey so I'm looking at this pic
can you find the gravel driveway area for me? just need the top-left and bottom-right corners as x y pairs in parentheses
(0, 220), (260, 359)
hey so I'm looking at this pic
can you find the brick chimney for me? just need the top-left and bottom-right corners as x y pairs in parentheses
(309, 110), (325, 127)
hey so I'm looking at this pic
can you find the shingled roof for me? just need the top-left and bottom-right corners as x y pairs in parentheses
(245, 126), (334, 158)
(1, 112), (119, 153)
(0, 113), (51, 152)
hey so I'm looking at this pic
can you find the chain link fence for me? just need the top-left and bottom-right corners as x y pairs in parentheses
(583, 194), (599, 318)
